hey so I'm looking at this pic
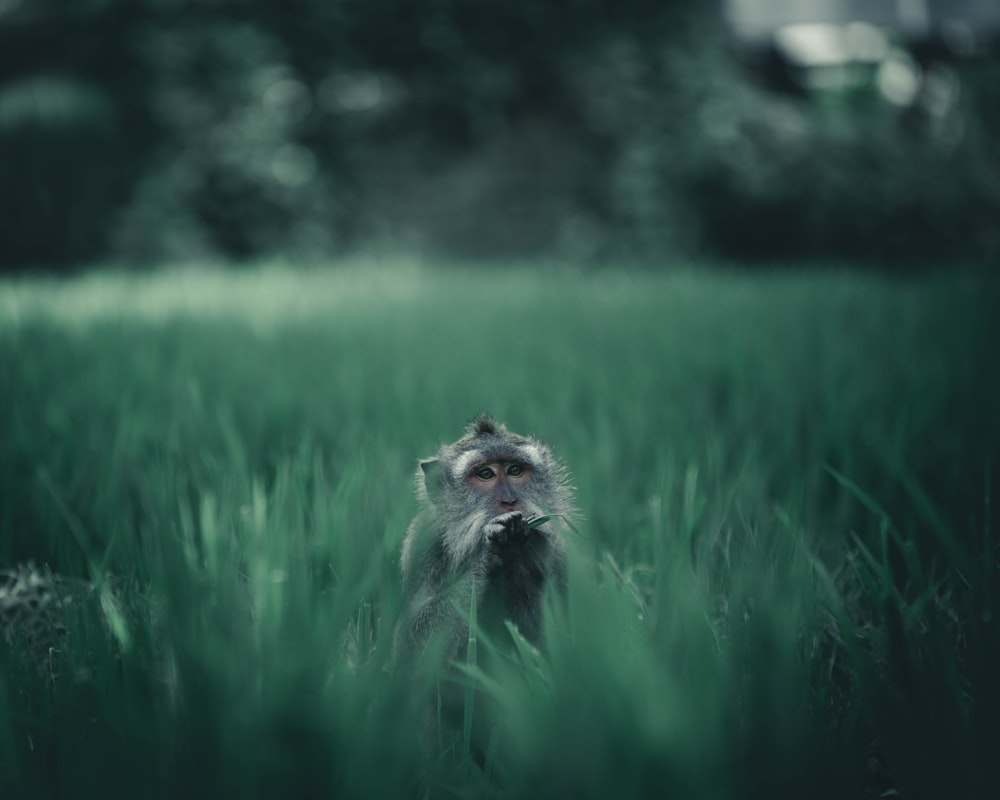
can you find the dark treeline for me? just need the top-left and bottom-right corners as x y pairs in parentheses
(0, 0), (998, 271)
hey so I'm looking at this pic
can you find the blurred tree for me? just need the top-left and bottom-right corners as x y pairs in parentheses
(0, 0), (154, 269)
(0, 0), (997, 270)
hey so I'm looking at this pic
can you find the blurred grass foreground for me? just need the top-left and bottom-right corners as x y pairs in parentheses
(1, 261), (998, 798)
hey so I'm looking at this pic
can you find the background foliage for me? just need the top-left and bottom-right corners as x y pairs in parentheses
(1, 0), (998, 269)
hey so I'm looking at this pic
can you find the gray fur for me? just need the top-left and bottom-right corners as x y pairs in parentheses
(395, 414), (575, 667)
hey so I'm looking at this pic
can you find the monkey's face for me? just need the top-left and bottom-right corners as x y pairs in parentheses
(410, 419), (574, 570)
(466, 461), (533, 518)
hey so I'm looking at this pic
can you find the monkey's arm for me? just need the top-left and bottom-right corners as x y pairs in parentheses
(396, 535), (488, 664)
(483, 512), (566, 642)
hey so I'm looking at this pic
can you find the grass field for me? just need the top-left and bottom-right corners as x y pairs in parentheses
(0, 260), (997, 799)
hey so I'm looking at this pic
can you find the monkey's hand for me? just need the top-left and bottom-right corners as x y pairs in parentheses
(486, 512), (530, 554)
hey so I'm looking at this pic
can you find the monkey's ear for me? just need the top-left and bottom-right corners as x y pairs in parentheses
(419, 458), (444, 505)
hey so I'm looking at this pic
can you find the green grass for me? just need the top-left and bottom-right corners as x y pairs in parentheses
(0, 259), (997, 799)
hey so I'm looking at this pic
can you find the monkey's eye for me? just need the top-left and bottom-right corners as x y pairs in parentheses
(474, 466), (496, 480)
(507, 463), (525, 477)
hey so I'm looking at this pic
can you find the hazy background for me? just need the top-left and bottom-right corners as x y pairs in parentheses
(2, 0), (998, 272)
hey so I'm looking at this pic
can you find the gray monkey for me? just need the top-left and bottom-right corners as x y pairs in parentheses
(394, 414), (575, 668)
